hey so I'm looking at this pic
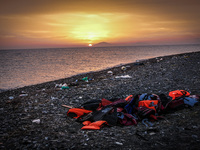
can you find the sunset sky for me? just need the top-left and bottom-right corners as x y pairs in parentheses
(0, 0), (200, 49)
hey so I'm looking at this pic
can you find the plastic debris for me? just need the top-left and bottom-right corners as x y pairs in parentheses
(182, 97), (198, 107)
(61, 85), (70, 90)
(115, 75), (132, 79)
(107, 71), (113, 75)
(136, 59), (146, 62)
(149, 132), (156, 136)
(82, 77), (88, 82)
(115, 142), (123, 146)
(9, 96), (14, 100)
(32, 119), (40, 124)
(121, 66), (127, 71)
(19, 94), (28, 97)
(134, 62), (144, 66)
(55, 84), (62, 88)
(55, 83), (70, 89)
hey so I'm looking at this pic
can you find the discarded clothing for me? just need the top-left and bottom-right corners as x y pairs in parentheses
(81, 120), (108, 130)
(169, 90), (190, 100)
(65, 90), (199, 130)
(182, 97), (198, 107)
(115, 75), (132, 79)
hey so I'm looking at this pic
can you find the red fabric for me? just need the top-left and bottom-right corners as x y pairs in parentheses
(119, 113), (137, 126)
(96, 98), (112, 110)
(168, 99), (184, 109)
(117, 107), (124, 112)
(149, 114), (158, 120)
(101, 98), (112, 106)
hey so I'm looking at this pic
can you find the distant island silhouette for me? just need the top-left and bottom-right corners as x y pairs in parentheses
(93, 42), (113, 47)
(93, 42), (151, 47)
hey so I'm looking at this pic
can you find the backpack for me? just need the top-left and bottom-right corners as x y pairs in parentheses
(81, 100), (102, 111)
(118, 112), (137, 126)
(124, 94), (140, 114)
(136, 106), (156, 119)
(81, 98), (112, 111)
(137, 93), (163, 114)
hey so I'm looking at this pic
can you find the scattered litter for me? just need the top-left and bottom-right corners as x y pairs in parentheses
(32, 119), (40, 124)
(115, 75), (132, 79)
(107, 71), (113, 75)
(61, 85), (70, 90)
(55, 83), (70, 90)
(121, 65), (131, 71)
(19, 94), (28, 97)
(62, 105), (73, 109)
(134, 62), (144, 66)
(115, 142), (123, 146)
(55, 84), (62, 88)
(9, 96), (14, 100)
(82, 77), (88, 82)
(65, 89), (200, 131)
(136, 59), (146, 62)
(149, 132), (156, 136)
(121, 66), (127, 71)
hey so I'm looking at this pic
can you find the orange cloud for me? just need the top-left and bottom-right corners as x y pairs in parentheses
(0, 0), (200, 49)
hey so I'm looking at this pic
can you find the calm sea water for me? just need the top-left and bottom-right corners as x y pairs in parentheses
(0, 44), (200, 91)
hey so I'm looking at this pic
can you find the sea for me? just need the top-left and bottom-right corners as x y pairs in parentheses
(0, 44), (200, 91)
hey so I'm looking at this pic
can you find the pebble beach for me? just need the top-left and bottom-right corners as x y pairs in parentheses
(1, 51), (200, 149)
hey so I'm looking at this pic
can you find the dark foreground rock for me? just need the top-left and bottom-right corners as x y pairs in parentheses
(0, 51), (200, 150)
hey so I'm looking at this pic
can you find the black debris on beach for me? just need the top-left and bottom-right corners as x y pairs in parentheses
(0, 51), (200, 149)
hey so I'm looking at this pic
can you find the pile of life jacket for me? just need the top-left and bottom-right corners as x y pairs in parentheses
(66, 90), (199, 130)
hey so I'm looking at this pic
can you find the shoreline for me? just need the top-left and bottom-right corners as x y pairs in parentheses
(1, 51), (200, 149)
(1, 43), (200, 51)
(1, 50), (199, 94)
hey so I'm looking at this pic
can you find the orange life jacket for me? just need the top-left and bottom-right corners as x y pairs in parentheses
(81, 120), (108, 130)
(169, 90), (190, 100)
(125, 95), (133, 102)
(67, 108), (92, 119)
(138, 100), (159, 112)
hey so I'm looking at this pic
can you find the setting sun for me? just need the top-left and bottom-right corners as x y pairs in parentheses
(88, 44), (92, 47)
(0, 1), (199, 49)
